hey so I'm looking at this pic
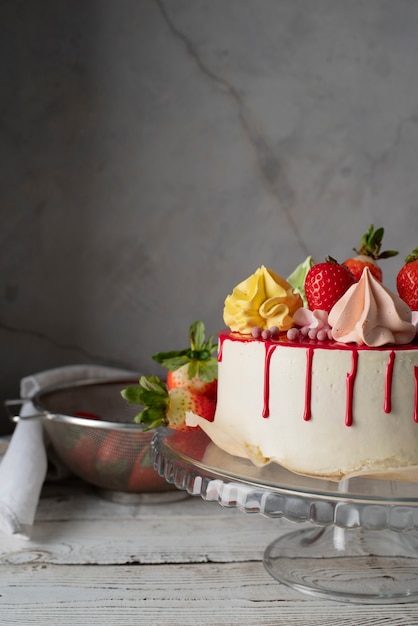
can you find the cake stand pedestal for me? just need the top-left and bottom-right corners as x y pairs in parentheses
(264, 525), (418, 603)
(152, 428), (418, 604)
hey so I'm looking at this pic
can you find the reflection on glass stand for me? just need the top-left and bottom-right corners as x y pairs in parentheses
(152, 428), (418, 604)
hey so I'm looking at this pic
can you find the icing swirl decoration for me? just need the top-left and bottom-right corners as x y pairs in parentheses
(223, 265), (303, 334)
(329, 266), (416, 346)
(293, 307), (330, 331)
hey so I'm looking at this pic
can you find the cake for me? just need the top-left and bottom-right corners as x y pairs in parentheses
(186, 256), (418, 481)
(124, 228), (418, 482)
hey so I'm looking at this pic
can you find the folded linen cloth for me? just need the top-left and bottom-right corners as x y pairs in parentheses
(0, 364), (138, 539)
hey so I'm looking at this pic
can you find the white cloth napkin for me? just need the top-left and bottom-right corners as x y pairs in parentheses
(0, 364), (138, 539)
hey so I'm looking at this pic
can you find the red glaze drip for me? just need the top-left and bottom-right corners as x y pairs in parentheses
(384, 350), (395, 414)
(345, 349), (359, 427)
(303, 347), (314, 421)
(221, 329), (418, 352)
(414, 366), (418, 423)
(218, 334), (228, 362)
(263, 342), (278, 418)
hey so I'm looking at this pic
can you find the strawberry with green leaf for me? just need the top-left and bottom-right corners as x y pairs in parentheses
(121, 375), (216, 432)
(152, 320), (218, 401)
(396, 247), (418, 310)
(343, 225), (398, 282)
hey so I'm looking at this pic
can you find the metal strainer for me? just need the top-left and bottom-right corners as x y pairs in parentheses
(7, 378), (176, 498)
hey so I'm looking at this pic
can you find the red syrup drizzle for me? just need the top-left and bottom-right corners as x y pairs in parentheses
(414, 366), (418, 423)
(262, 343), (278, 418)
(303, 347), (314, 421)
(345, 349), (358, 427)
(218, 334), (226, 362)
(384, 350), (395, 414)
(219, 330), (418, 427)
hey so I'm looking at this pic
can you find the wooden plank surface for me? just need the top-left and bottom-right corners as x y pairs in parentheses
(2, 561), (418, 625)
(1, 479), (418, 624)
(0, 481), (286, 565)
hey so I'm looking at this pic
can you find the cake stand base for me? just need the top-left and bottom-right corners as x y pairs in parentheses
(264, 525), (418, 604)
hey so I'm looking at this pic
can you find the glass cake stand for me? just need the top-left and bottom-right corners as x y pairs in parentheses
(152, 428), (418, 604)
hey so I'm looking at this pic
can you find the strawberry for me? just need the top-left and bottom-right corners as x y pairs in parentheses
(95, 431), (135, 489)
(343, 225), (398, 282)
(127, 446), (169, 492)
(153, 320), (218, 401)
(396, 247), (418, 310)
(167, 366), (217, 401)
(304, 257), (355, 313)
(73, 410), (102, 420)
(58, 423), (101, 481)
(56, 412), (102, 481)
(170, 428), (211, 462)
(121, 375), (216, 431)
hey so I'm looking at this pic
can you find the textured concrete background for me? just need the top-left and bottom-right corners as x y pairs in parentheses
(2, 0), (418, 432)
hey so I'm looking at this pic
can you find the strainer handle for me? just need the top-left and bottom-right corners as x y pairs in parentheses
(4, 399), (44, 423)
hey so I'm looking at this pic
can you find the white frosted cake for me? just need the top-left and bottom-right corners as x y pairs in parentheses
(187, 261), (418, 480)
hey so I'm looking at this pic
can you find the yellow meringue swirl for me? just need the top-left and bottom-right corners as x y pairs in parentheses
(329, 267), (415, 346)
(223, 265), (303, 333)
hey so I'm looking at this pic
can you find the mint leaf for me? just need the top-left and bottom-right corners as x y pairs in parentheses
(287, 256), (314, 308)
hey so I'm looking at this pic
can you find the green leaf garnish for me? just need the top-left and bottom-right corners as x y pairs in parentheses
(287, 256), (314, 307)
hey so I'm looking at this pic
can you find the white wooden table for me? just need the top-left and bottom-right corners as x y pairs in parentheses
(1, 478), (418, 625)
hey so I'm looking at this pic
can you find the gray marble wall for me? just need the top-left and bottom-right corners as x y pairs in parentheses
(2, 0), (418, 432)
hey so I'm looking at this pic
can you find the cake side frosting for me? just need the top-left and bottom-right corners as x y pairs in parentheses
(187, 332), (418, 478)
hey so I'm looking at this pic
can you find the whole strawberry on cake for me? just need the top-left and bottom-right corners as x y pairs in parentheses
(184, 227), (418, 481)
(342, 224), (398, 282)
